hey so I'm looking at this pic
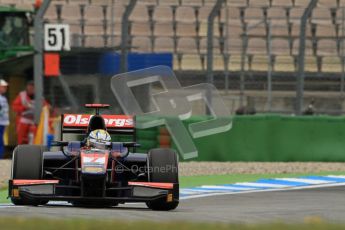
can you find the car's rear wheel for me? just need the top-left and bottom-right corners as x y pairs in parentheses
(146, 148), (179, 211)
(11, 145), (47, 206)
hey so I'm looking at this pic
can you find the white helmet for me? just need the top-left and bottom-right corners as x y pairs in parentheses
(87, 129), (111, 148)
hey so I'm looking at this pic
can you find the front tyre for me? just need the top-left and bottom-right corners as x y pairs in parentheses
(11, 145), (45, 206)
(146, 148), (179, 211)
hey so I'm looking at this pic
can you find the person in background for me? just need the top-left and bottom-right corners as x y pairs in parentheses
(0, 79), (9, 158)
(12, 81), (36, 145)
(235, 105), (256, 115)
(303, 98), (315, 115)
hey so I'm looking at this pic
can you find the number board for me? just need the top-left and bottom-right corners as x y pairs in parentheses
(44, 24), (71, 51)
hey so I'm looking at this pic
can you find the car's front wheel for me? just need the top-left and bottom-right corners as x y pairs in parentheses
(11, 145), (46, 206)
(146, 148), (179, 211)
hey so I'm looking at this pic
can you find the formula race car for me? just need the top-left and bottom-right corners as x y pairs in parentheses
(8, 104), (179, 210)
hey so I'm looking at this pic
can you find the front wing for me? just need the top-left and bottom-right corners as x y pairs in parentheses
(8, 180), (179, 204)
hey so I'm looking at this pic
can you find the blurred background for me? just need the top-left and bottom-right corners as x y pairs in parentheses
(1, 0), (345, 161)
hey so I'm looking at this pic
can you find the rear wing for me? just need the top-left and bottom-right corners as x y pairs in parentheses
(60, 114), (136, 140)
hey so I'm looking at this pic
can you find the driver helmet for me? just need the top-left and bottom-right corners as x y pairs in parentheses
(87, 129), (111, 149)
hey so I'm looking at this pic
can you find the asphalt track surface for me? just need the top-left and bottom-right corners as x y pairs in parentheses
(1, 185), (345, 223)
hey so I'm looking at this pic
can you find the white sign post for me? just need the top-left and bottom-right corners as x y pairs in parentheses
(44, 24), (71, 51)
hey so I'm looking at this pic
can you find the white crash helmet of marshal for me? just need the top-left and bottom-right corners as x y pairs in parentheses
(87, 129), (111, 148)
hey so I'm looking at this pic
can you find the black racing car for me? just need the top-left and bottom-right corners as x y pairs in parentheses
(8, 104), (179, 210)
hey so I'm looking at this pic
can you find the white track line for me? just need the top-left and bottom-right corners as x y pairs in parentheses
(199, 185), (257, 190)
(234, 182), (289, 188)
(180, 190), (202, 194)
(326, 175), (345, 179)
(182, 189), (228, 193)
(180, 182), (345, 200)
(276, 178), (333, 184)
(0, 204), (16, 208)
(48, 201), (71, 205)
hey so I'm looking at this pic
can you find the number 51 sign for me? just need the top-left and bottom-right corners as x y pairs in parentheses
(44, 24), (71, 51)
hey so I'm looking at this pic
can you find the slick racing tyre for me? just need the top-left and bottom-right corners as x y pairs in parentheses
(146, 148), (179, 211)
(11, 145), (47, 206)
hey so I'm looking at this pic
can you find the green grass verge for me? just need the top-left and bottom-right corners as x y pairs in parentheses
(2, 171), (345, 204)
(179, 171), (345, 188)
(0, 189), (8, 203)
(0, 217), (344, 230)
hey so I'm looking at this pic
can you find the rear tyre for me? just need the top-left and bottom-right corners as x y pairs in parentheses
(145, 148), (179, 211)
(11, 145), (45, 206)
